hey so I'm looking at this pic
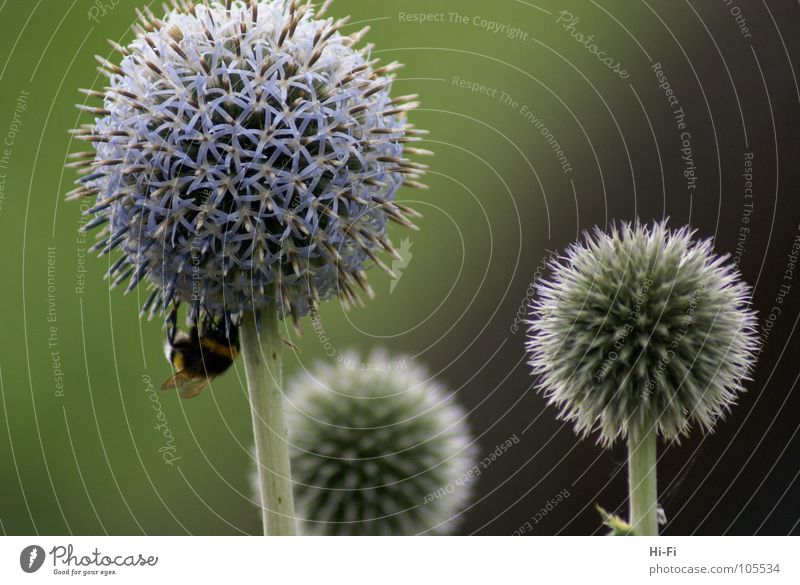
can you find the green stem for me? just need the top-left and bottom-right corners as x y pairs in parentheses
(240, 308), (297, 536)
(627, 424), (658, 536)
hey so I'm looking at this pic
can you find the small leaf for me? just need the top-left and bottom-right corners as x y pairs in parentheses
(597, 504), (636, 536)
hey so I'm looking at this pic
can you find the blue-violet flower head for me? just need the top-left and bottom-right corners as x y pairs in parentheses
(67, 0), (428, 325)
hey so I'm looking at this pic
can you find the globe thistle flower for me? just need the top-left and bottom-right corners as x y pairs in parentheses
(527, 221), (757, 444)
(279, 350), (477, 535)
(66, 0), (430, 536)
(66, 0), (428, 326)
(526, 221), (758, 534)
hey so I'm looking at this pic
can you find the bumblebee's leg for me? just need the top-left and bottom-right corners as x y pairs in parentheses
(201, 305), (229, 338)
(187, 300), (201, 332)
(208, 312), (220, 330)
(163, 302), (180, 364)
(165, 302), (180, 345)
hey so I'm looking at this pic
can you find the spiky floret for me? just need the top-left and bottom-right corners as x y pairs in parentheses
(67, 0), (429, 326)
(282, 350), (477, 535)
(526, 221), (758, 446)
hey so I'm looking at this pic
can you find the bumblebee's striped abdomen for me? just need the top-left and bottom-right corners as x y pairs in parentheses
(200, 336), (239, 361)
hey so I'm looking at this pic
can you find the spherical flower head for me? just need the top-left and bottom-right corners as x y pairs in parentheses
(526, 221), (758, 446)
(67, 0), (428, 324)
(279, 350), (477, 535)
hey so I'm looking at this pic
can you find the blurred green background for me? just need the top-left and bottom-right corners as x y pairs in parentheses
(1, 0), (799, 535)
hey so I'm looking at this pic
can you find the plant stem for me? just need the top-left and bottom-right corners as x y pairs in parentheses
(240, 308), (297, 536)
(627, 424), (658, 536)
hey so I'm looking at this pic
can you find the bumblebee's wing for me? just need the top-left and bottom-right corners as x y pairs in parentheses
(160, 371), (212, 399)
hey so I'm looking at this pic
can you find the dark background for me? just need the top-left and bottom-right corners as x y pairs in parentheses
(0, 0), (798, 535)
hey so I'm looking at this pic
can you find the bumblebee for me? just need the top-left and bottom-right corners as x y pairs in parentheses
(161, 304), (240, 398)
